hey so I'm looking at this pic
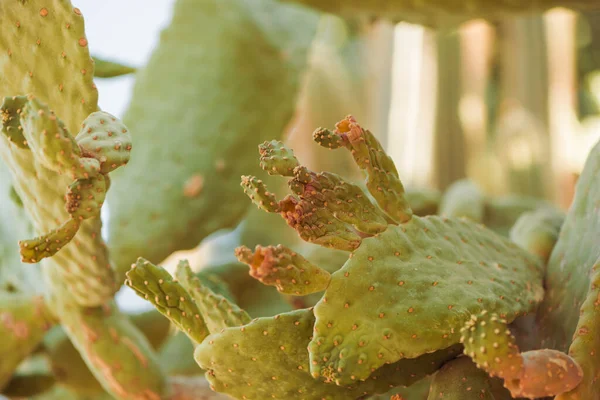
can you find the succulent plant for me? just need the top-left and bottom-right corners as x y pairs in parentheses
(1, 0), (599, 399)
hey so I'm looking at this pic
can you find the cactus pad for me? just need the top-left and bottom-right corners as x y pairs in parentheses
(125, 258), (210, 345)
(194, 308), (463, 400)
(535, 140), (600, 398)
(174, 260), (251, 333)
(308, 216), (544, 384)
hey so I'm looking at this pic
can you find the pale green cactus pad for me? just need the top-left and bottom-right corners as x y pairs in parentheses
(194, 307), (463, 400)
(106, 0), (319, 280)
(309, 216), (544, 384)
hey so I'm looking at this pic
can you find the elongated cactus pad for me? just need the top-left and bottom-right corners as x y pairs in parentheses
(174, 260), (251, 333)
(536, 139), (600, 399)
(106, 0), (319, 280)
(126, 258), (210, 345)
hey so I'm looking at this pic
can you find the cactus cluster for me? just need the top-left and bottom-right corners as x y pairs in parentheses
(1, 0), (599, 400)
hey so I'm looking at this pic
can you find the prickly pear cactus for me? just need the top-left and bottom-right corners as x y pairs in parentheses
(0, 2), (167, 398)
(126, 257), (463, 400)
(106, 0), (319, 280)
(536, 139), (600, 399)
(231, 116), (584, 398)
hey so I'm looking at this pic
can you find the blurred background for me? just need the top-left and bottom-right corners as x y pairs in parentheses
(75, 1), (600, 308)
(79, 0), (600, 208)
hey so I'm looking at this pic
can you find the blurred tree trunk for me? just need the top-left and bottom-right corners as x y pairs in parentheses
(494, 16), (553, 200)
(545, 9), (578, 209)
(433, 31), (466, 190)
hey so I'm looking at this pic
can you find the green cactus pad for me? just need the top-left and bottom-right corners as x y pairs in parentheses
(75, 111), (132, 174)
(427, 356), (512, 400)
(235, 244), (331, 296)
(509, 207), (564, 263)
(0, 0), (98, 134)
(174, 260), (251, 333)
(18, 218), (80, 263)
(125, 258), (210, 344)
(258, 140), (300, 176)
(537, 142), (600, 360)
(505, 350), (583, 399)
(106, 0), (319, 280)
(92, 56), (136, 78)
(439, 179), (486, 223)
(309, 216), (544, 384)
(315, 116), (412, 223)
(0, 293), (54, 390)
(555, 261), (600, 400)
(194, 308), (463, 400)
(460, 311), (523, 380)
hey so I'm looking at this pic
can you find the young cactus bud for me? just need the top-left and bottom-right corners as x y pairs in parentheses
(240, 175), (280, 213)
(460, 311), (523, 380)
(18, 219), (80, 263)
(235, 244), (331, 296)
(258, 140), (300, 176)
(75, 111), (132, 174)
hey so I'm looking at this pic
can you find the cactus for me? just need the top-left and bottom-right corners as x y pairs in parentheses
(0, 2), (166, 398)
(535, 140), (600, 399)
(228, 116), (584, 398)
(126, 257), (463, 399)
(1, 0), (599, 398)
(106, 0), (320, 281)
